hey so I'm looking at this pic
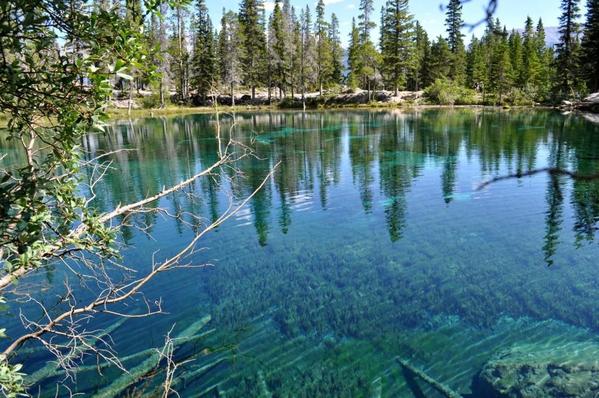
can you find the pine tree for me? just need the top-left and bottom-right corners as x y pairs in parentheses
(428, 36), (451, 82)
(347, 17), (361, 88)
(269, 0), (290, 98)
(489, 25), (513, 103)
(168, 0), (191, 102)
(522, 16), (541, 90)
(192, 0), (217, 100)
(330, 13), (343, 86)
(380, 0), (414, 95)
(555, 0), (583, 98)
(301, 6), (318, 94)
(283, 2), (298, 97)
(509, 30), (523, 85)
(315, 0), (333, 94)
(466, 36), (487, 92)
(358, 0), (375, 43)
(408, 21), (429, 91)
(239, 0), (267, 98)
(290, 7), (303, 98)
(219, 10), (244, 105)
(445, 0), (466, 85)
(536, 19), (555, 101)
(581, 0), (599, 92)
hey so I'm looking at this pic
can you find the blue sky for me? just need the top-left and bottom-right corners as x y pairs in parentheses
(204, 0), (563, 46)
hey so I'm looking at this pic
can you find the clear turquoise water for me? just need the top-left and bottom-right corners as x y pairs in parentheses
(3, 109), (599, 396)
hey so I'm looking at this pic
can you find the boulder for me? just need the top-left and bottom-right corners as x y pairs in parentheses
(584, 92), (599, 103)
(472, 342), (599, 398)
(577, 92), (599, 113)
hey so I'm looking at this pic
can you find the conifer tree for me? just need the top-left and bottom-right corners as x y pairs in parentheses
(581, 0), (599, 92)
(408, 21), (429, 91)
(358, 0), (375, 43)
(330, 13), (344, 86)
(509, 30), (523, 85)
(466, 36), (487, 92)
(380, 0), (414, 95)
(301, 6), (318, 94)
(489, 26), (513, 103)
(219, 10), (244, 105)
(239, 0), (267, 98)
(315, 0), (333, 94)
(522, 16), (540, 90)
(445, 0), (466, 85)
(536, 18), (555, 101)
(347, 17), (361, 88)
(555, 0), (583, 98)
(269, 0), (290, 98)
(290, 8), (303, 98)
(192, 0), (217, 100)
(428, 36), (451, 82)
(168, 0), (191, 102)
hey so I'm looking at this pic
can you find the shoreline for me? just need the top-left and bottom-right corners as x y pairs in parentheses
(107, 103), (559, 121)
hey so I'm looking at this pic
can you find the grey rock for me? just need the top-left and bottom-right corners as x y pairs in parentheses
(472, 342), (599, 398)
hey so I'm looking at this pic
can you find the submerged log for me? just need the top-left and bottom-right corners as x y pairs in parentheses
(396, 357), (463, 398)
(26, 317), (129, 385)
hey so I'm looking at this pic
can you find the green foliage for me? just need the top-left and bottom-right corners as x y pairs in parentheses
(192, 0), (217, 99)
(581, 0), (599, 92)
(0, 0), (159, 280)
(424, 78), (478, 105)
(445, 0), (466, 85)
(0, 356), (25, 398)
(427, 37), (452, 83)
(239, 0), (267, 97)
(407, 21), (429, 91)
(555, 0), (584, 99)
(140, 92), (164, 108)
(380, 0), (414, 94)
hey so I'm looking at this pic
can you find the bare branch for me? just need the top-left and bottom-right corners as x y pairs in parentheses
(477, 167), (599, 190)
(2, 162), (280, 358)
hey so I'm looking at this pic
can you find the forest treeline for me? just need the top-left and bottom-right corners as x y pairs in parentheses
(102, 0), (599, 106)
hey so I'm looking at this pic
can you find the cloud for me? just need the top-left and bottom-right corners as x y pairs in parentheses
(324, 0), (345, 4)
(264, 1), (275, 11)
(346, 3), (355, 9)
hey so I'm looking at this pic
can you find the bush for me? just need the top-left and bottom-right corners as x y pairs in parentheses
(505, 88), (535, 106)
(140, 93), (162, 109)
(424, 78), (478, 105)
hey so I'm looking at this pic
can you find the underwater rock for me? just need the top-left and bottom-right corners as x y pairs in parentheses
(472, 342), (599, 397)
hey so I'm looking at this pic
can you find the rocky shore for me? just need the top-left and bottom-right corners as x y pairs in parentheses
(562, 92), (599, 113)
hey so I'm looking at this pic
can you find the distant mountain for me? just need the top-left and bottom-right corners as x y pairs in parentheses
(516, 26), (560, 48)
(544, 27), (560, 48)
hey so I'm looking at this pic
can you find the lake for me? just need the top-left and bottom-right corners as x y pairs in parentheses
(3, 109), (599, 396)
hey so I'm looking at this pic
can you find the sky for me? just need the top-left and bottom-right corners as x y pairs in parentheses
(203, 0), (563, 47)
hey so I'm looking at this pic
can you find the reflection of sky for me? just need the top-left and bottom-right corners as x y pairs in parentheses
(205, 0), (562, 47)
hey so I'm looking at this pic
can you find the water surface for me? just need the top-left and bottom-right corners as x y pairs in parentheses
(3, 109), (599, 396)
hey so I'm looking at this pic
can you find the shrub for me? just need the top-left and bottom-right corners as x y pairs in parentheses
(140, 93), (162, 109)
(424, 79), (479, 105)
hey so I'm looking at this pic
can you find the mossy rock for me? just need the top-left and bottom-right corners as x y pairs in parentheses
(472, 341), (599, 397)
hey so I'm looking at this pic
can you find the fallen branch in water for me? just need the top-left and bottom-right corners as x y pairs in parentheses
(396, 357), (463, 398)
(2, 163), (279, 359)
(477, 167), (599, 190)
